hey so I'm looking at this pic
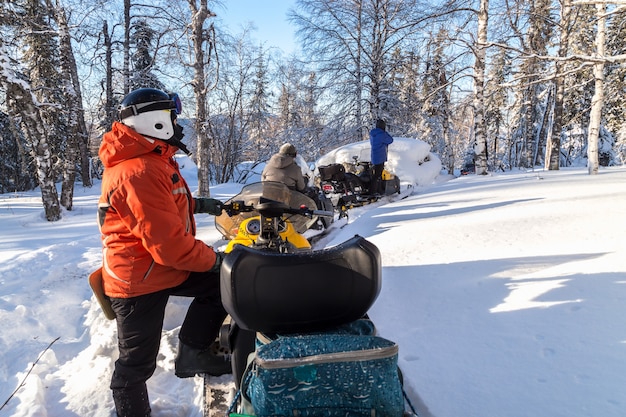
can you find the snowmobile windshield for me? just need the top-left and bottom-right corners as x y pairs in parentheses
(215, 182), (318, 240)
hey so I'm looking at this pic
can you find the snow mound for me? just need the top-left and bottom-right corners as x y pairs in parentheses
(314, 137), (442, 187)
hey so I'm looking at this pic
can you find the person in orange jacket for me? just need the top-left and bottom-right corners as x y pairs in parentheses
(97, 88), (229, 417)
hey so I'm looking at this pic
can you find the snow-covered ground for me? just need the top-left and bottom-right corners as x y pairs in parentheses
(1, 138), (625, 417)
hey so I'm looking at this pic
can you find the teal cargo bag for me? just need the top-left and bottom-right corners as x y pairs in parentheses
(242, 333), (405, 417)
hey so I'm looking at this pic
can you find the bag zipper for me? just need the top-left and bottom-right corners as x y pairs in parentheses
(255, 343), (398, 370)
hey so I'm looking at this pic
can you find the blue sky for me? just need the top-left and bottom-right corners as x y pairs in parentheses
(214, 0), (297, 54)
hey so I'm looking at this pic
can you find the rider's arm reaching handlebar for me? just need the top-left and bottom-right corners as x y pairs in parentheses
(193, 197), (224, 216)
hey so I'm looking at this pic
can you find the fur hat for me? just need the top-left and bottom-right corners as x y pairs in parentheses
(279, 143), (297, 157)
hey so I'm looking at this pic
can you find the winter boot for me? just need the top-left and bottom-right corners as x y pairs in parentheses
(175, 341), (232, 378)
(112, 385), (151, 417)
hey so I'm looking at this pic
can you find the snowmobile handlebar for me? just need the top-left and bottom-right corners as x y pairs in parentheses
(223, 199), (333, 219)
(222, 200), (255, 216)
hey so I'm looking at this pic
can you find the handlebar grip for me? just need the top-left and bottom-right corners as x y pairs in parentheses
(224, 200), (254, 215)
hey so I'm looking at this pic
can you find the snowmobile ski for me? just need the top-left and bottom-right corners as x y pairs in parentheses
(202, 374), (233, 417)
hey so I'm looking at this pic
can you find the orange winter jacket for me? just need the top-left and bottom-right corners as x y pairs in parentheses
(97, 122), (217, 298)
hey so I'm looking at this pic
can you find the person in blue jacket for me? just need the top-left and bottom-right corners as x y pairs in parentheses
(369, 119), (394, 195)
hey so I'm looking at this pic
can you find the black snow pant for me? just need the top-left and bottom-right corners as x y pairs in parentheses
(109, 270), (227, 417)
(371, 163), (385, 195)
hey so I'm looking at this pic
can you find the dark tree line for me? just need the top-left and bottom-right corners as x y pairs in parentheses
(1, 0), (625, 221)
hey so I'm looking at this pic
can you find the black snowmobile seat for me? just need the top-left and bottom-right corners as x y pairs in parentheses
(318, 163), (346, 181)
(220, 235), (381, 334)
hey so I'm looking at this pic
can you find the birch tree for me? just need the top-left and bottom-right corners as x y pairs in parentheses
(472, 0), (489, 175)
(0, 55), (62, 221)
(290, 0), (427, 142)
(204, 29), (258, 183)
(586, 1), (606, 175)
(290, 0), (365, 140)
(52, 0), (92, 211)
(186, 0), (217, 196)
(0, 0), (65, 220)
(123, 0), (131, 94)
(546, 0), (573, 170)
(100, 20), (116, 133)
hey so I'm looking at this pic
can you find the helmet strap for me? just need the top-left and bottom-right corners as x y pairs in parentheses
(168, 125), (191, 156)
(166, 112), (191, 155)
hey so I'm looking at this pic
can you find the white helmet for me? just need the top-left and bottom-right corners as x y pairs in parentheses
(118, 88), (181, 140)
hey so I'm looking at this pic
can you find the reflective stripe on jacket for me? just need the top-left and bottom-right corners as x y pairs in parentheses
(98, 122), (216, 298)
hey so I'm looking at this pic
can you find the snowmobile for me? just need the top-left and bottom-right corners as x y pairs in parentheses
(204, 181), (336, 415)
(214, 181), (334, 253)
(205, 182), (415, 417)
(317, 155), (401, 218)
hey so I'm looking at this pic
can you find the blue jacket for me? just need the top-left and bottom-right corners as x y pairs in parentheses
(369, 128), (394, 165)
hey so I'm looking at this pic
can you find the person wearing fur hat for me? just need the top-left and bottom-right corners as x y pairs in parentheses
(261, 143), (306, 191)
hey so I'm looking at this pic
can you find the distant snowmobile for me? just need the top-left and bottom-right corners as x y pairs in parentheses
(317, 155), (401, 217)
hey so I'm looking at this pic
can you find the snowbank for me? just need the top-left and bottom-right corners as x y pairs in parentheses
(314, 137), (442, 188)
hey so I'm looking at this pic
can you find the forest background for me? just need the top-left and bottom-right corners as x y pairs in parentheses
(1, 0), (626, 222)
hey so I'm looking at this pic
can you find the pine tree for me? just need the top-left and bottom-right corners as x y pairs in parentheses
(247, 48), (272, 162)
(421, 29), (454, 173)
(300, 71), (324, 157)
(129, 19), (164, 90)
(484, 46), (511, 170)
(561, 4), (595, 167)
(604, 7), (626, 163)
(511, 0), (554, 169)
(0, 111), (36, 193)
(389, 48), (422, 138)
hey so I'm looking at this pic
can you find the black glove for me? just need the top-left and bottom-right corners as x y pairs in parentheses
(209, 251), (223, 274)
(194, 197), (223, 215)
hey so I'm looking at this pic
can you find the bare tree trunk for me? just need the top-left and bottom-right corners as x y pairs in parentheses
(355, 0), (364, 140)
(53, 0), (92, 210)
(473, 0), (489, 175)
(187, 0), (216, 196)
(123, 0), (131, 94)
(546, 0), (572, 170)
(535, 85), (553, 166)
(103, 20), (115, 132)
(443, 117), (454, 174)
(587, 2), (605, 175)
